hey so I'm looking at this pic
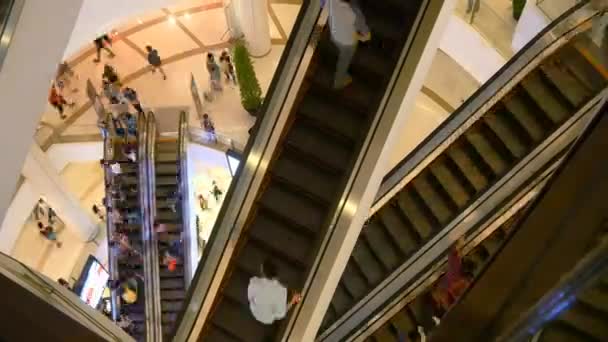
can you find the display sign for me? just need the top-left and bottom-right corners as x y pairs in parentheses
(74, 256), (110, 309)
(225, 149), (241, 177)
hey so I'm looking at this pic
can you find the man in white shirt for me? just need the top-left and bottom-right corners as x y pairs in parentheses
(247, 260), (301, 324)
(328, 0), (371, 89)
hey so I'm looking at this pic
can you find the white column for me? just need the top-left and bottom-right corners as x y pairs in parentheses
(282, 0), (457, 340)
(22, 145), (98, 242)
(0, 181), (38, 254)
(233, 0), (271, 57)
(0, 0), (84, 226)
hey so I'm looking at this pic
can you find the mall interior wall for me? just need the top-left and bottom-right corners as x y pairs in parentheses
(0, 0), (84, 232)
(439, 14), (506, 83)
(511, 0), (550, 51)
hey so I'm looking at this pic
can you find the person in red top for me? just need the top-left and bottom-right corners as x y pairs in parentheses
(48, 83), (69, 119)
(432, 238), (472, 313)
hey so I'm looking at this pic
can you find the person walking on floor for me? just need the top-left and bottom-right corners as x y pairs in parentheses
(202, 113), (217, 144)
(206, 53), (223, 92)
(328, 0), (371, 89)
(145, 45), (167, 80)
(49, 83), (72, 120)
(219, 50), (237, 84)
(93, 33), (115, 63)
(247, 260), (302, 324)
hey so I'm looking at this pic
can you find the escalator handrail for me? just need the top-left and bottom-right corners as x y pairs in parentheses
(0, 0), (24, 72)
(144, 111), (163, 341)
(497, 234), (608, 342)
(372, 0), (599, 214)
(171, 1), (325, 340)
(177, 110), (193, 286)
(102, 112), (120, 322)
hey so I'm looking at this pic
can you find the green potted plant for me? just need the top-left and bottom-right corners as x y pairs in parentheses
(233, 40), (263, 116)
(512, 0), (526, 20)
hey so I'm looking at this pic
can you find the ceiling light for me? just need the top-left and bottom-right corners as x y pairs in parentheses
(168, 15), (176, 25)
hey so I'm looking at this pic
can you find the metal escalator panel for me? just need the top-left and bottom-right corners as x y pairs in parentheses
(319, 2), (608, 340)
(430, 100), (608, 342)
(205, 0), (423, 340)
(173, 0), (433, 340)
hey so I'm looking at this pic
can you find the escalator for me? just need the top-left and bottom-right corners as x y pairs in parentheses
(318, 3), (608, 339)
(198, 0), (423, 341)
(154, 136), (187, 339)
(367, 207), (526, 341)
(429, 96), (608, 342)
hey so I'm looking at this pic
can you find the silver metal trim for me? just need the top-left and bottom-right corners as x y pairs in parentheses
(102, 113), (120, 322)
(0, 0), (24, 72)
(178, 111), (194, 286)
(172, 2), (323, 341)
(371, 2), (598, 216)
(318, 89), (608, 341)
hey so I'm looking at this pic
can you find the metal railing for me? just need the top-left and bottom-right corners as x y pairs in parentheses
(141, 112), (163, 341)
(373, 0), (598, 215)
(0, 251), (133, 341)
(0, 0), (24, 71)
(172, 1), (324, 339)
(178, 111), (194, 286)
(102, 113), (120, 322)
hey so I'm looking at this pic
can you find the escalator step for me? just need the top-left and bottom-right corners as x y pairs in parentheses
(483, 110), (528, 159)
(273, 155), (337, 204)
(540, 57), (591, 108)
(259, 182), (325, 232)
(162, 312), (178, 324)
(558, 44), (607, 93)
(157, 141), (178, 152)
(351, 238), (386, 285)
(362, 225), (402, 272)
(464, 126), (508, 176)
(397, 190), (434, 240)
(156, 176), (178, 186)
(521, 71), (571, 124)
(446, 144), (490, 193)
(502, 93), (547, 142)
(212, 298), (268, 342)
(160, 290), (186, 301)
(428, 160), (470, 208)
(341, 261), (370, 301)
(203, 324), (242, 342)
(285, 121), (352, 174)
(160, 278), (184, 289)
(298, 95), (362, 144)
(373, 324), (397, 342)
(309, 66), (375, 114)
(156, 163), (178, 175)
(377, 205), (420, 255)
(222, 269), (250, 307)
(249, 213), (313, 268)
(331, 283), (354, 317)
(390, 310), (416, 336)
(237, 242), (302, 289)
(161, 301), (183, 312)
(157, 152), (178, 163)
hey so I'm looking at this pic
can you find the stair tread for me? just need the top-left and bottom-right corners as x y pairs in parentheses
(483, 110), (528, 159)
(446, 144), (490, 193)
(259, 183), (325, 233)
(376, 207), (419, 256)
(465, 127), (508, 176)
(540, 57), (591, 108)
(273, 155), (337, 204)
(502, 93), (546, 142)
(521, 71), (571, 124)
(351, 238), (385, 285)
(397, 190), (434, 240)
(428, 160), (470, 208)
(361, 225), (402, 271)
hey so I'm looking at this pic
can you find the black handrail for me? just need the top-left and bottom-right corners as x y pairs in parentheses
(177, 111), (193, 284)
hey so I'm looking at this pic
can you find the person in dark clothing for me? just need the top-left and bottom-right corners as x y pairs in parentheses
(37, 222), (62, 247)
(122, 87), (144, 114)
(102, 64), (120, 85)
(145, 45), (167, 80)
(93, 34), (115, 63)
